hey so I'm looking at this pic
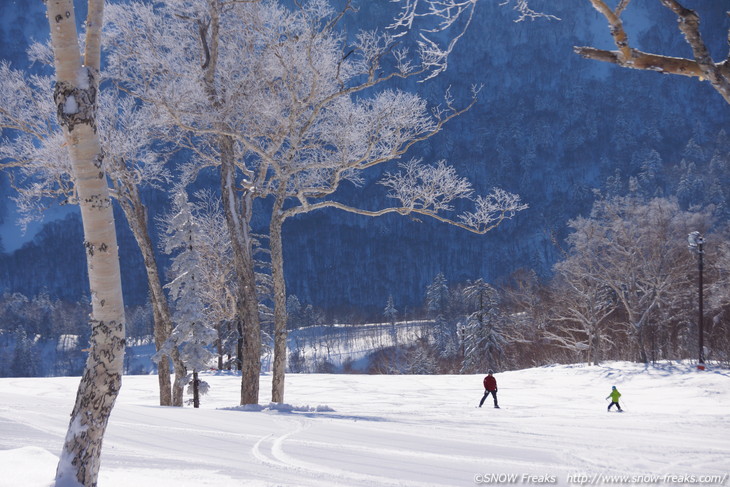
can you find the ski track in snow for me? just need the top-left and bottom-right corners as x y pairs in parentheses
(0, 362), (729, 487)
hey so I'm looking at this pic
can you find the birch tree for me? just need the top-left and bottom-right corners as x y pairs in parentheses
(575, 0), (730, 104)
(44, 0), (124, 484)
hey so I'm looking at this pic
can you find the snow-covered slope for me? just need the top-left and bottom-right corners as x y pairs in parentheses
(0, 362), (728, 487)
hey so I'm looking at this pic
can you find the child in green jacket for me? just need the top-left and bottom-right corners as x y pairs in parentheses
(606, 386), (623, 412)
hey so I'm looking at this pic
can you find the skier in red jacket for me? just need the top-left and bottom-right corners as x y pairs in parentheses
(479, 370), (500, 408)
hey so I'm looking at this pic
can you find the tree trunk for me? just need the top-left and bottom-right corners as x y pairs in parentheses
(589, 330), (601, 366)
(216, 323), (224, 370)
(48, 1), (126, 485)
(116, 184), (185, 406)
(219, 137), (260, 405)
(634, 325), (649, 363)
(171, 348), (187, 406)
(201, 0), (260, 405)
(192, 370), (200, 408)
(270, 195), (287, 403)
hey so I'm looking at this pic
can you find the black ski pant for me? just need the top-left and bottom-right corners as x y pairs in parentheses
(480, 390), (498, 407)
(607, 401), (622, 411)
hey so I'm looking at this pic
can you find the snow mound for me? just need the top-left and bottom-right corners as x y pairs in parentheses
(222, 402), (335, 413)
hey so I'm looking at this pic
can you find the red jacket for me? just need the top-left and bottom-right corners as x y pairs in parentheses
(483, 375), (497, 391)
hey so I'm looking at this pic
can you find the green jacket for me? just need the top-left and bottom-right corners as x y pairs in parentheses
(607, 388), (621, 402)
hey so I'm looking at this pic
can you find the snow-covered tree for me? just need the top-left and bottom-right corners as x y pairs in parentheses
(104, 0), (527, 405)
(405, 339), (438, 374)
(564, 196), (711, 362)
(286, 295), (303, 330)
(425, 273), (457, 358)
(158, 190), (218, 408)
(426, 272), (449, 318)
(384, 296), (398, 325)
(545, 258), (618, 366)
(461, 279), (506, 373)
(10, 328), (38, 378)
(98, 88), (188, 406)
(187, 190), (238, 371)
(104, 0), (266, 405)
(384, 295), (399, 372)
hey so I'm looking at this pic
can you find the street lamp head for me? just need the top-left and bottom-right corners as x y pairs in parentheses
(688, 231), (699, 247)
(688, 231), (703, 249)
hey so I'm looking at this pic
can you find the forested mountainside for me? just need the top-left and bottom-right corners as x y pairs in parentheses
(1, 1), (728, 318)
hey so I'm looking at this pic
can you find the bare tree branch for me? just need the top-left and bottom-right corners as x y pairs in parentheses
(658, 0), (730, 102)
(576, 0), (730, 104)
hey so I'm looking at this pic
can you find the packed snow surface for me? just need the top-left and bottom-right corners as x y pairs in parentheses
(0, 362), (728, 487)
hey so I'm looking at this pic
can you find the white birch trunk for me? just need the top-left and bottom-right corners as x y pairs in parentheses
(46, 1), (126, 485)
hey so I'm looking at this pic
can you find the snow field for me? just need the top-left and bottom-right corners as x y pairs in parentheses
(0, 361), (728, 487)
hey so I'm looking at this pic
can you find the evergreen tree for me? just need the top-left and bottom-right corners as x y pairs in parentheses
(461, 279), (506, 373)
(10, 328), (38, 377)
(286, 295), (303, 330)
(384, 295), (398, 325)
(677, 162), (704, 209)
(157, 191), (217, 407)
(384, 295), (399, 372)
(426, 272), (449, 318)
(425, 272), (455, 357)
(638, 149), (663, 195)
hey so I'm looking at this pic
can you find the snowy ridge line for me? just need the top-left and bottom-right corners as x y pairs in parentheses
(286, 320), (437, 370)
(292, 319), (435, 331)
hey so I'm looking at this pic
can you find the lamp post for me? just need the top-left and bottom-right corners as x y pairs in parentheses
(687, 231), (705, 364)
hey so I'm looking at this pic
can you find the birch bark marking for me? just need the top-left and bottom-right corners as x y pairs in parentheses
(46, 1), (126, 485)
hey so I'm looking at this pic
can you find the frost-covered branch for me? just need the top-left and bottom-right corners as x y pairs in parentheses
(380, 159), (473, 213)
(0, 62), (75, 229)
(459, 188), (529, 233)
(285, 173), (526, 235)
(390, 0), (557, 79)
(0, 56), (171, 230)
